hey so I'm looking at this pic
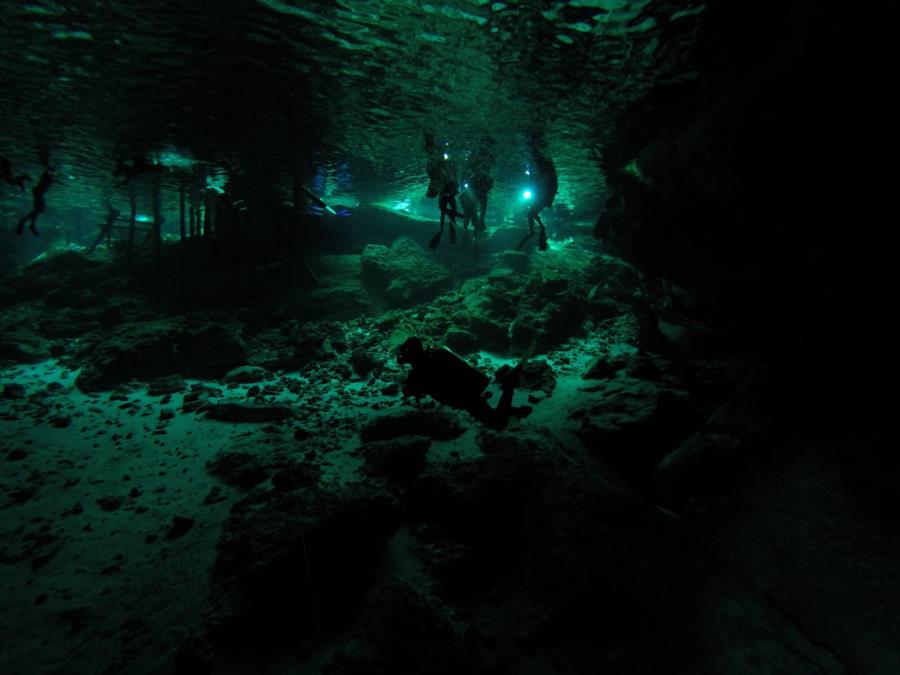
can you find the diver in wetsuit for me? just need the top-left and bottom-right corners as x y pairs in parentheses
(460, 183), (479, 235)
(15, 164), (56, 237)
(1, 156), (30, 192)
(467, 140), (495, 232)
(517, 135), (558, 251)
(424, 131), (460, 249)
(89, 205), (121, 253)
(397, 337), (532, 431)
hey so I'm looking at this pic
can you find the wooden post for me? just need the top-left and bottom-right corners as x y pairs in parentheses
(189, 196), (196, 238)
(203, 195), (210, 238)
(152, 178), (162, 262)
(127, 190), (137, 255)
(179, 182), (186, 242)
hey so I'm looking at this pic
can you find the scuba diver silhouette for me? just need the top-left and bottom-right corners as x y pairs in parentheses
(424, 131), (460, 249)
(466, 139), (495, 233)
(397, 337), (533, 431)
(517, 134), (558, 251)
(460, 184), (479, 235)
(1, 156), (30, 192)
(89, 205), (121, 253)
(15, 163), (57, 237)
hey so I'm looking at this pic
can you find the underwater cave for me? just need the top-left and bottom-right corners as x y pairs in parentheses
(0, 1), (894, 674)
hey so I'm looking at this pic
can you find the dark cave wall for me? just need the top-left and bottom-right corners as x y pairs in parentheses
(601, 0), (896, 506)
(602, 0), (891, 362)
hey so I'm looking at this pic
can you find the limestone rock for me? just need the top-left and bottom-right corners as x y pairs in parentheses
(360, 409), (466, 442)
(571, 377), (698, 474)
(500, 250), (529, 273)
(519, 359), (557, 395)
(0, 329), (52, 363)
(147, 374), (186, 396)
(205, 402), (293, 423)
(223, 365), (271, 384)
(209, 484), (402, 642)
(349, 348), (379, 377)
(361, 237), (452, 306)
(360, 435), (431, 484)
(75, 317), (246, 392)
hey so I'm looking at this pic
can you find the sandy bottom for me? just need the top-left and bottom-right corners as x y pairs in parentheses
(0, 336), (599, 674)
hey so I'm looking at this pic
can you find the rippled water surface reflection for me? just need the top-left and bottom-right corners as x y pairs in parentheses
(1, 0), (705, 222)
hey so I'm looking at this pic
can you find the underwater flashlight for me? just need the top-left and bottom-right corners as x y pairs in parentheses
(523, 190), (533, 200)
(463, 182), (469, 189)
(443, 152), (449, 160)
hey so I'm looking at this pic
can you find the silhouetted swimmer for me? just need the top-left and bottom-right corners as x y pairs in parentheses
(460, 184), (479, 235)
(468, 140), (495, 233)
(517, 136), (558, 252)
(431, 177), (460, 249)
(397, 337), (532, 431)
(424, 131), (459, 250)
(1, 156), (30, 192)
(15, 165), (56, 237)
(89, 205), (121, 253)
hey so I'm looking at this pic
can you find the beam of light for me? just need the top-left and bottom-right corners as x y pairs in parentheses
(523, 190), (532, 200)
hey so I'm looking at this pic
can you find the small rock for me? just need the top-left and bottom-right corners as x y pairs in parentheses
(223, 365), (271, 385)
(6, 448), (27, 461)
(97, 496), (123, 512)
(380, 382), (401, 397)
(582, 356), (621, 380)
(50, 415), (72, 429)
(361, 409), (466, 442)
(350, 348), (379, 377)
(206, 402), (293, 423)
(206, 451), (269, 489)
(147, 375), (186, 397)
(166, 516), (194, 539)
(1, 383), (26, 399)
(159, 407), (175, 421)
(500, 250), (529, 273)
(361, 436), (431, 483)
(520, 360), (557, 395)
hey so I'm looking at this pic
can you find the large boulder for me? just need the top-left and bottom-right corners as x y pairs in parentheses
(209, 484), (402, 642)
(223, 365), (271, 384)
(0, 328), (52, 363)
(656, 369), (772, 498)
(75, 317), (246, 391)
(361, 237), (452, 306)
(571, 377), (699, 474)
(360, 409), (466, 442)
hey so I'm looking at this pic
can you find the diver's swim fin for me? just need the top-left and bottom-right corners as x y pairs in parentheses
(498, 340), (536, 392)
(515, 231), (533, 251)
(429, 230), (442, 250)
(516, 339), (537, 370)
